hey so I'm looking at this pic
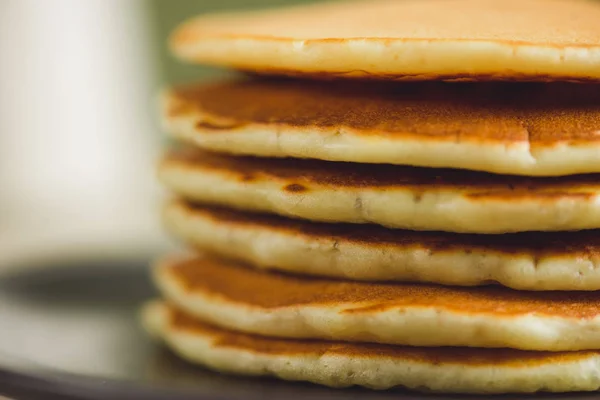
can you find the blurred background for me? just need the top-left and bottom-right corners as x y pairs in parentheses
(0, 0), (312, 272)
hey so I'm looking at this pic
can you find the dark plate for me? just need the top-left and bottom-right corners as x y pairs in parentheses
(0, 259), (596, 400)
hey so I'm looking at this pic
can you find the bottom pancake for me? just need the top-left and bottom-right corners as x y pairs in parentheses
(143, 301), (600, 394)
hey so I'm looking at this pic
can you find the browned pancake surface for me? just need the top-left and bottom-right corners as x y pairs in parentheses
(168, 79), (600, 146)
(167, 304), (595, 365)
(166, 257), (600, 318)
(179, 201), (600, 258)
(248, 70), (600, 84)
(164, 148), (600, 198)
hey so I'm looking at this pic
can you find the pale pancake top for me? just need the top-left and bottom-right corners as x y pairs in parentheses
(164, 79), (600, 176)
(171, 0), (600, 82)
(159, 148), (600, 233)
(162, 256), (600, 319)
(146, 301), (600, 393)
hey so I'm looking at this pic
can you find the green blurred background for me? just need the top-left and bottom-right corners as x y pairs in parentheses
(149, 0), (318, 84)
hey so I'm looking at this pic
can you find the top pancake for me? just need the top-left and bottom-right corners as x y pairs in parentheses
(170, 0), (600, 82)
(164, 78), (600, 176)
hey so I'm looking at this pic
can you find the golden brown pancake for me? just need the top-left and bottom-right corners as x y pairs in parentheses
(164, 200), (600, 290)
(158, 148), (600, 233)
(170, 0), (600, 82)
(163, 78), (600, 176)
(154, 254), (600, 351)
(144, 301), (600, 393)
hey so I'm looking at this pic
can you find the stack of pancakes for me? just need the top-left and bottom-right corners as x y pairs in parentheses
(143, 0), (600, 394)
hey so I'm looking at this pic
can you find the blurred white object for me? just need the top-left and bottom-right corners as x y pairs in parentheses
(0, 0), (169, 270)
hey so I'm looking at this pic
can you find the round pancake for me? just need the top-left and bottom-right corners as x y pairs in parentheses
(144, 301), (600, 393)
(164, 200), (600, 291)
(153, 255), (600, 351)
(170, 0), (600, 83)
(158, 148), (600, 234)
(163, 79), (600, 176)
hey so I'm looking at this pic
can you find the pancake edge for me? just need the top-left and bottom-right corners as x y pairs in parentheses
(162, 90), (600, 177)
(143, 301), (600, 393)
(153, 256), (600, 351)
(171, 31), (600, 83)
(158, 155), (600, 233)
(164, 200), (600, 291)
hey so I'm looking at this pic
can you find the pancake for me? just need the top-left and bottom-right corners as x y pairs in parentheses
(163, 78), (600, 176)
(164, 200), (600, 291)
(153, 255), (600, 351)
(143, 301), (600, 393)
(158, 148), (600, 234)
(170, 0), (600, 83)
